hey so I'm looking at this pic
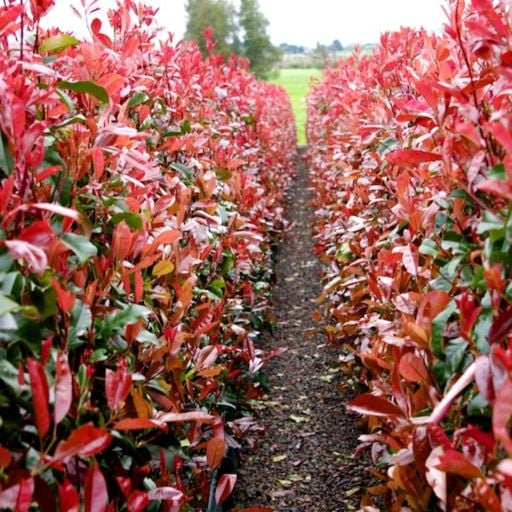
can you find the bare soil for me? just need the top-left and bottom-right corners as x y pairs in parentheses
(231, 150), (374, 512)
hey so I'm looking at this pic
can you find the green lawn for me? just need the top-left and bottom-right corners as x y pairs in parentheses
(270, 68), (322, 146)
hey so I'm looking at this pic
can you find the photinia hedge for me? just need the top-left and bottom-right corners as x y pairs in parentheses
(0, 1), (295, 510)
(308, 0), (512, 510)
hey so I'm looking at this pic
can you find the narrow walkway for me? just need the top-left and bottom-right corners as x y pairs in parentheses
(232, 150), (371, 511)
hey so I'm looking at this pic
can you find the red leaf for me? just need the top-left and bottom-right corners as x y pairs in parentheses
(147, 229), (182, 255)
(489, 306), (512, 345)
(386, 149), (442, 166)
(349, 393), (405, 418)
(105, 360), (132, 411)
(52, 279), (76, 313)
(0, 447), (11, 469)
(52, 424), (112, 464)
(15, 478), (34, 512)
(54, 351), (72, 425)
(486, 121), (512, 154)
(436, 449), (482, 478)
(215, 474), (236, 505)
(113, 418), (166, 431)
(19, 220), (55, 249)
(492, 377), (512, 456)
(58, 479), (79, 512)
(417, 291), (451, 329)
(127, 490), (149, 512)
(27, 358), (50, 438)
(456, 292), (482, 341)
(477, 179), (512, 201)
(398, 352), (429, 383)
(207, 437), (225, 469)
(84, 464), (108, 512)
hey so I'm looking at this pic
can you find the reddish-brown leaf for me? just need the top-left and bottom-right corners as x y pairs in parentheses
(113, 418), (166, 431)
(52, 424), (112, 464)
(54, 351), (72, 425)
(84, 464), (108, 512)
(207, 437), (225, 469)
(399, 352), (429, 383)
(349, 394), (404, 418)
(474, 477), (502, 512)
(215, 474), (236, 505)
(436, 449), (482, 478)
(27, 358), (50, 438)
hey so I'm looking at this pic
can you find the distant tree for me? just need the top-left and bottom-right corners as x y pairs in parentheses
(184, 0), (237, 57)
(239, 0), (281, 79)
(330, 39), (343, 52)
(280, 43), (305, 55)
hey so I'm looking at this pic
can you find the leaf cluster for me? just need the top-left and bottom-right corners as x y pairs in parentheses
(0, 1), (296, 510)
(308, 1), (512, 509)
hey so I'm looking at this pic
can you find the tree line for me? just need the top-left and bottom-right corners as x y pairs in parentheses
(185, 0), (280, 79)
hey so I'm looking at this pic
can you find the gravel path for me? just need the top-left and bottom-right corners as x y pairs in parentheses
(231, 149), (373, 511)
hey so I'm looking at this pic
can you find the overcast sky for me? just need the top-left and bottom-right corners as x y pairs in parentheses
(44, 0), (447, 47)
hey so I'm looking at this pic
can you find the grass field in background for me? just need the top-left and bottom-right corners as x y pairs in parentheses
(270, 68), (322, 146)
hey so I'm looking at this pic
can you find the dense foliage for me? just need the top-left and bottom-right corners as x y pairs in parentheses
(0, 1), (296, 510)
(307, 0), (512, 509)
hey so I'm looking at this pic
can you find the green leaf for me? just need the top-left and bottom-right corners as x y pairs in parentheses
(39, 34), (79, 53)
(98, 304), (150, 340)
(57, 80), (109, 103)
(488, 163), (506, 180)
(473, 310), (493, 354)
(419, 239), (439, 258)
(445, 337), (469, 372)
(377, 137), (396, 155)
(0, 292), (18, 317)
(170, 163), (194, 182)
(467, 393), (490, 417)
(0, 360), (23, 393)
(208, 277), (226, 298)
(68, 300), (92, 349)
(127, 92), (149, 108)
(61, 233), (97, 263)
(56, 89), (75, 112)
(450, 188), (474, 206)
(431, 301), (456, 360)
(0, 131), (13, 175)
(441, 231), (470, 256)
(477, 211), (504, 236)
(111, 212), (143, 230)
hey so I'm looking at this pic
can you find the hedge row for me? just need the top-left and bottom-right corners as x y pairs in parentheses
(0, 1), (295, 510)
(307, 1), (512, 510)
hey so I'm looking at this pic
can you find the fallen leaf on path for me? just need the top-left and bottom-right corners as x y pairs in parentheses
(272, 454), (287, 462)
(290, 414), (310, 423)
